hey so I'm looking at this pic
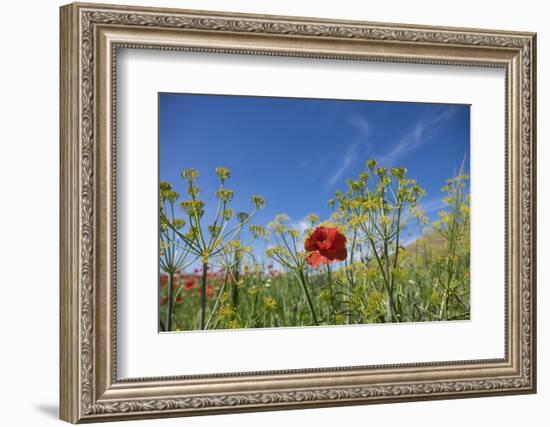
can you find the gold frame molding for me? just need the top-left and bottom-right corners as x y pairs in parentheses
(60, 2), (537, 423)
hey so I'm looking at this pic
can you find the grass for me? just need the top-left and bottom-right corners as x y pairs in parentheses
(159, 159), (470, 331)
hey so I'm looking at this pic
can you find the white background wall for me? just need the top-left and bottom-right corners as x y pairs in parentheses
(0, 0), (546, 425)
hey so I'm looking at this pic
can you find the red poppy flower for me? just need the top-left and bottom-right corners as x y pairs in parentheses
(159, 274), (169, 286)
(198, 285), (216, 298)
(160, 296), (168, 305)
(304, 226), (347, 268)
(206, 285), (215, 298)
(184, 280), (196, 291)
(175, 296), (184, 304)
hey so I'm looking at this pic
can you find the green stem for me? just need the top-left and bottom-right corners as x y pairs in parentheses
(199, 262), (208, 330)
(392, 206), (402, 270)
(232, 255), (241, 307)
(363, 232), (397, 322)
(326, 264), (335, 322)
(296, 269), (318, 325)
(346, 231), (357, 324)
(438, 281), (449, 320)
(166, 271), (175, 331)
(204, 270), (229, 329)
(159, 211), (202, 253)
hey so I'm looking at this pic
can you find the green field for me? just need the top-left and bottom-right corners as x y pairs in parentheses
(159, 159), (470, 332)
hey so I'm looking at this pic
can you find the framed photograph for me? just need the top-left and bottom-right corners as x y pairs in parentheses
(60, 2), (537, 423)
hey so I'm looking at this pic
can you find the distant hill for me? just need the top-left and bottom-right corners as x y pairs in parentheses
(401, 232), (446, 264)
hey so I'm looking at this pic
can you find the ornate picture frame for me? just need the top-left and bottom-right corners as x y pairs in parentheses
(60, 2), (536, 423)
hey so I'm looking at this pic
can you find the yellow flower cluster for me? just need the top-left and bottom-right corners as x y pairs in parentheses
(262, 296), (277, 311)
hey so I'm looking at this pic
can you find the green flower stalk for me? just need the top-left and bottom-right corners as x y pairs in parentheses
(332, 159), (426, 322)
(160, 167), (266, 330)
(266, 215), (319, 325)
(159, 182), (196, 331)
(431, 171), (470, 320)
(158, 158), (470, 330)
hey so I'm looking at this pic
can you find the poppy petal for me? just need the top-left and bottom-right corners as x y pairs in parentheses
(304, 235), (318, 252)
(305, 226), (347, 265)
(321, 246), (348, 261)
(306, 251), (326, 268)
(331, 231), (347, 249)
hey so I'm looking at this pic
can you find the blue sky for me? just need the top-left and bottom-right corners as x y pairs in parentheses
(159, 93), (470, 262)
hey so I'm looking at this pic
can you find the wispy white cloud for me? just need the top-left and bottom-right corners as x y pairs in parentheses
(290, 217), (310, 234)
(327, 143), (359, 187)
(419, 197), (446, 214)
(348, 114), (371, 138)
(376, 107), (456, 167)
(325, 115), (373, 188)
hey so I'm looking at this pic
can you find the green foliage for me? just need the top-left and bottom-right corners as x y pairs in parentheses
(159, 167), (266, 330)
(330, 159), (427, 322)
(159, 163), (471, 331)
